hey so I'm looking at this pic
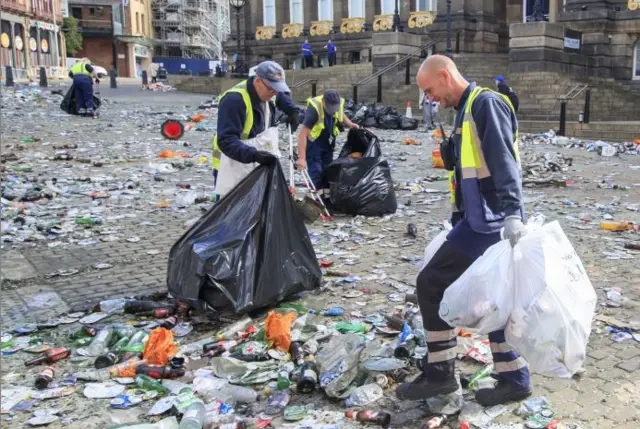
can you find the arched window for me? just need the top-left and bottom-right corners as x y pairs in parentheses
(634, 40), (640, 80)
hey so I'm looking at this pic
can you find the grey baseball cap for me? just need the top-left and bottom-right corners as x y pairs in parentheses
(255, 61), (290, 93)
(323, 89), (341, 114)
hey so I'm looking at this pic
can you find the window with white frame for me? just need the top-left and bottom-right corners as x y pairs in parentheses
(349, 0), (365, 17)
(290, 0), (303, 24)
(416, 0), (437, 11)
(264, 0), (276, 26)
(634, 40), (640, 80)
(318, 0), (333, 20)
(381, 0), (395, 14)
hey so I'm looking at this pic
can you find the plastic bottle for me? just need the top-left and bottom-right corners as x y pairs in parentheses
(600, 221), (634, 232)
(277, 368), (291, 390)
(124, 300), (169, 314)
(77, 327), (113, 357)
(75, 217), (102, 225)
(289, 342), (304, 366)
(424, 415), (448, 428)
(179, 402), (205, 429)
(121, 331), (148, 353)
(95, 352), (119, 369)
(69, 326), (97, 340)
(99, 298), (128, 314)
(467, 364), (493, 390)
(344, 384), (384, 407)
(136, 364), (186, 379)
(346, 409), (392, 428)
(136, 374), (169, 394)
(216, 315), (254, 340)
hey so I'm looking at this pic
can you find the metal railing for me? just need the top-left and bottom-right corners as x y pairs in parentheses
(553, 83), (590, 136)
(290, 78), (318, 96)
(351, 37), (442, 104)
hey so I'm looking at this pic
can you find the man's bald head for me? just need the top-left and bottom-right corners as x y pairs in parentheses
(416, 55), (467, 109)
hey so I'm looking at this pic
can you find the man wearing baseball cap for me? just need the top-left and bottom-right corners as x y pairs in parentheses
(212, 61), (300, 197)
(296, 89), (359, 204)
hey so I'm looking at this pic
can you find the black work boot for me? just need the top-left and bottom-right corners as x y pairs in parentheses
(395, 372), (459, 400)
(475, 374), (532, 407)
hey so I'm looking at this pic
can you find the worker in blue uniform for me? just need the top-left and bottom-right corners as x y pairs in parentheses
(296, 90), (359, 204)
(212, 61), (300, 196)
(396, 55), (531, 407)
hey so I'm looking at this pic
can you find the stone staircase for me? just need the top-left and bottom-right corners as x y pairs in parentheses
(518, 120), (640, 142)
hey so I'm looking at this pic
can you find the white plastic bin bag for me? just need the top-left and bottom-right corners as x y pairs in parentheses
(506, 221), (596, 378)
(422, 221), (452, 269)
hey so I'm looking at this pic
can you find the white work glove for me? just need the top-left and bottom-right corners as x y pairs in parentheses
(502, 215), (527, 247)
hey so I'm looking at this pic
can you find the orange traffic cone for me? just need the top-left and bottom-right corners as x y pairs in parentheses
(405, 101), (413, 118)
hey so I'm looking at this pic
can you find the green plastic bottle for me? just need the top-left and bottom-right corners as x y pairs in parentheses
(277, 368), (291, 390)
(135, 374), (168, 394)
(75, 217), (102, 225)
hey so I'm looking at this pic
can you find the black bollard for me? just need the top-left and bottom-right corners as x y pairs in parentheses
(39, 67), (48, 87)
(141, 70), (148, 86)
(352, 85), (358, 105)
(5, 65), (14, 87)
(311, 81), (317, 97)
(110, 69), (117, 89)
(405, 59), (410, 85)
(583, 89), (591, 124)
(559, 102), (567, 136)
(377, 75), (382, 103)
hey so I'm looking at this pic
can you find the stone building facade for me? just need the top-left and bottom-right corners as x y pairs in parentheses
(1, 0), (66, 77)
(228, 0), (640, 81)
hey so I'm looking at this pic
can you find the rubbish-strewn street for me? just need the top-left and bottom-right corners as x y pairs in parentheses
(2, 82), (640, 429)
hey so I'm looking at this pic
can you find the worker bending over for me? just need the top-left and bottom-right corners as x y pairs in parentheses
(397, 55), (531, 407)
(68, 58), (99, 117)
(213, 61), (300, 197)
(296, 90), (359, 205)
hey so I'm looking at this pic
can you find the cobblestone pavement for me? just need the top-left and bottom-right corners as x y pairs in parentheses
(1, 84), (640, 428)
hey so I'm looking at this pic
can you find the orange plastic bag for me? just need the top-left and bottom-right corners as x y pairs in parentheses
(265, 311), (297, 351)
(142, 328), (178, 366)
(432, 128), (444, 139)
(159, 149), (189, 158)
(432, 148), (445, 169)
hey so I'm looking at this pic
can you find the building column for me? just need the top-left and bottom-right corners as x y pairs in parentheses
(9, 21), (16, 67)
(36, 27), (42, 66)
(277, 0), (289, 29)
(549, 0), (558, 22)
(365, 0), (375, 27)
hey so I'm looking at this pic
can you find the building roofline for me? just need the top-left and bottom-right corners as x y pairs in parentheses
(67, 0), (121, 6)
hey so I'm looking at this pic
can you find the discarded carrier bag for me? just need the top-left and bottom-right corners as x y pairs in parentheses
(167, 163), (322, 315)
(60, 84), (101, 115)
(439, 216), (595, 377)
(326, 129), (397, 216)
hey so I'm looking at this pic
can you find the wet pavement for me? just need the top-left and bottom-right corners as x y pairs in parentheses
(1, 83), (640, 429)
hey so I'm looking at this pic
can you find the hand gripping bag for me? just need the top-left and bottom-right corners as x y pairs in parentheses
(505, 221), (596, 378)
(167, 163), (322, 315)
(326, 129), (397, 217)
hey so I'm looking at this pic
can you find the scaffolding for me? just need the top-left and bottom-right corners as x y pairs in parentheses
(152, 0), (230, 59)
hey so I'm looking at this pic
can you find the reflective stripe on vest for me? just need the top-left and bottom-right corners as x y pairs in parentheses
(307, 95), (345, 141)
(450, 86), (520, 211)
(211, 81), (254, 171)
(448, 170), (458, 213)
(70, 62), (91, 76)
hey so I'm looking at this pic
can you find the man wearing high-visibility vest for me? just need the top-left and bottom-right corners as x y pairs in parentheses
(296, 90), (359, 204)
(68, 58), (99, 117)
(397, 55), (530, 407)
(213, 61), (299, 196)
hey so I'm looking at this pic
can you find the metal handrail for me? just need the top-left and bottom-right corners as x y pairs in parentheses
(354, 37), (439, 87)
(291, 78), (316, 89)
(547, 83), (589, 121)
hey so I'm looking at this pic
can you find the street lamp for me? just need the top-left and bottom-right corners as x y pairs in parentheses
(229, 0), (246, 73)
(392, 0), (402, 32)
(445, 0), (452, 57)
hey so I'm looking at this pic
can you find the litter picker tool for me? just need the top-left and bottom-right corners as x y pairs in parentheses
(287, 125), (333, 222)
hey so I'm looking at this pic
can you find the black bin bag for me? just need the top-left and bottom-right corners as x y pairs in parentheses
(167, 163), (322, 315)
(60, 84), (101, 115)
(326, 129), (397, 217)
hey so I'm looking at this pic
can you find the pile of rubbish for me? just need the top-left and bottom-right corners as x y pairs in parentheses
(520, 130), (640, 156)
(344, 101), (419, 131)
(143, 83), (177, 92)
(521, 152), (573, 187)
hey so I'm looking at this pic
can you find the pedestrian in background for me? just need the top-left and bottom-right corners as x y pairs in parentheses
(325, 39), (336, 67)
(420, 91), (435, 130)
(301, 39), (313, 69)
(68, 58), (98, 117)
(493, 75), (519, 113)
(147, 62), (159, 84)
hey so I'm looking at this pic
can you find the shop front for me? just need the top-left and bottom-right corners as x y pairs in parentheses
(134, 43), (150, 77)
